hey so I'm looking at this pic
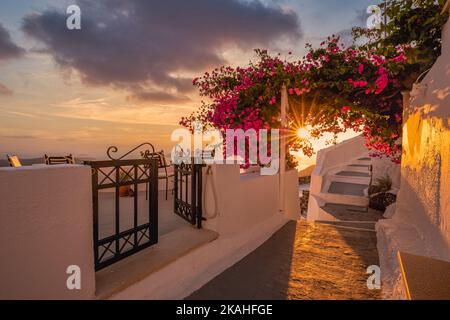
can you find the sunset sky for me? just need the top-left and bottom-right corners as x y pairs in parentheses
(0, 0), (373, 164)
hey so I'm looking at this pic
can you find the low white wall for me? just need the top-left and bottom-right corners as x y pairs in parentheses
(203, 164), (300, 235)
(376, 7), (450, 298)
(0, 165), (95, 299)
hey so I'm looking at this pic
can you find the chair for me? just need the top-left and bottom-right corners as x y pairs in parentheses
(44, 154), (75, 165)
(142, 150), (174, 200)
(7, 155), (22, 167)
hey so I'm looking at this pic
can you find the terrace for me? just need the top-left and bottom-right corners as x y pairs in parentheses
(0, 1), (449, 301)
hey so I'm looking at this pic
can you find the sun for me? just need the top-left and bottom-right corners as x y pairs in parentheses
(296, 127), (310, 139)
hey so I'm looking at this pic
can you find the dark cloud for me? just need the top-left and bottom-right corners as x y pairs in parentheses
(22, 0), (301, 100)
(336, 8), (369, 45)
(0, 83), (13, 96)
(0, 23), (25, 60)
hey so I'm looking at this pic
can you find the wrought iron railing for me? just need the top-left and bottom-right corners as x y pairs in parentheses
(173, 161), (204, 228)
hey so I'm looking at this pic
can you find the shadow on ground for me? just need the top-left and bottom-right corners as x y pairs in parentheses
(187, 221), (380, 300)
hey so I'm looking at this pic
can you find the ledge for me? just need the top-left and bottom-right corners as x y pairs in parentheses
(398, 251), (450, 300)
(95, 226), (218, 299)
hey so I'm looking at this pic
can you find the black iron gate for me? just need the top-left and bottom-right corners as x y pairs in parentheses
(85, 158), (158, 271)
(173, 161), (204, 228)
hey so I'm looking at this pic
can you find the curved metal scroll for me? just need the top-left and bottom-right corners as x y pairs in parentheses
(107, 142), (156, 160)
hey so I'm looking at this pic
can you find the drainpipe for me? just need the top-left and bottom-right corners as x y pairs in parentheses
(279, 85), (288, 214)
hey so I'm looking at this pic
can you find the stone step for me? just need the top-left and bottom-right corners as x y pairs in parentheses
(328, 181), (368, 196)
(329, 173), (370, 186)
(344, 165), (371, 173)
(336, 171), (370, 177)
(352, 158), (372, 165)
(349, 164), (371, 168)
(315, 220), (376, 232)
(318, 192), (369, 207)
(320, 203), (383, 222)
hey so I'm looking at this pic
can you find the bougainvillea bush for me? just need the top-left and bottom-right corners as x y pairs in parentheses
(181, 38), (415, 165)
(181, 1), (448, 167)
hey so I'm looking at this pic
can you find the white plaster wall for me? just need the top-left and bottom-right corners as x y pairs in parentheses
(0, 165), (95, 299)
(376, 8), (450, 298)
(202, 164), (299, 235)
(371, 157), (401, 191)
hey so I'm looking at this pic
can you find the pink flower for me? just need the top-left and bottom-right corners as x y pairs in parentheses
(375, 73), (388, 94)
(269, 96), (277, 105)
(341, 106), (351, 113)
(288, 88), (294, 95)
(294, 88), (302, 96)
(348, 78), (368, 88)
(358, 64), (364, 74)
(391, 52), (407, 63)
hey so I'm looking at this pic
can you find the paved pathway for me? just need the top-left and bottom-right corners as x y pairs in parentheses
(187, 221), (380, 300)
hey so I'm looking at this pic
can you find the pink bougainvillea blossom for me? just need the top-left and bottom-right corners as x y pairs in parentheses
(182, 38), (414, 164)
(358, 63), (364, 74)
(341, 106), (351, 113)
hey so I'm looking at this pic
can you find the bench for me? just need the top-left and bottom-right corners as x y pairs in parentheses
(397, 251), (450, 300)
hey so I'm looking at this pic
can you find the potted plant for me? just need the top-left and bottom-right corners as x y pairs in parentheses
(119, 170), (134, 197)
(369, 176), (396, 211)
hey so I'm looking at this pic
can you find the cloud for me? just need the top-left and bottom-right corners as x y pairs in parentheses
(126, 90), (191, 103)
(0, 83), (13, 96)
(48, 97), (196, 125)
(0, 23), (25, 60)
(21, 0), (301, 101)
(336, 8), (369, 45)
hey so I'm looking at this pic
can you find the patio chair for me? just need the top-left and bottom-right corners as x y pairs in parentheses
(6, 155), (22, 167)
(142, 150), (174, 200)
(44, 154), (75, 165)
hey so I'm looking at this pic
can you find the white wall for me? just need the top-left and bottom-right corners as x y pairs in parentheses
(203, 164), (300, 235)
(371, 157), (401, 191)
(0, 165), (95, 299)
(376, 6), (450, 298)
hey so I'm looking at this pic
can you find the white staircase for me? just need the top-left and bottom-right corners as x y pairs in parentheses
(307, 137), (383, 225)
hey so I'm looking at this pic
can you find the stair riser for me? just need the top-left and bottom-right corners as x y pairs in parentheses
(329, 175), (370, 185)
(319, 192), (369, 207)
(344, 165), (370, 173)
(352, 159), (372, 166)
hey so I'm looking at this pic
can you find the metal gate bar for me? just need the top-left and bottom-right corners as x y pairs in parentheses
(85, 158), (158, 271)
(173, 161), (203, 228)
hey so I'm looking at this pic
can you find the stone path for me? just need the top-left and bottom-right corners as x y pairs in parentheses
(187, 221), (380, 300)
